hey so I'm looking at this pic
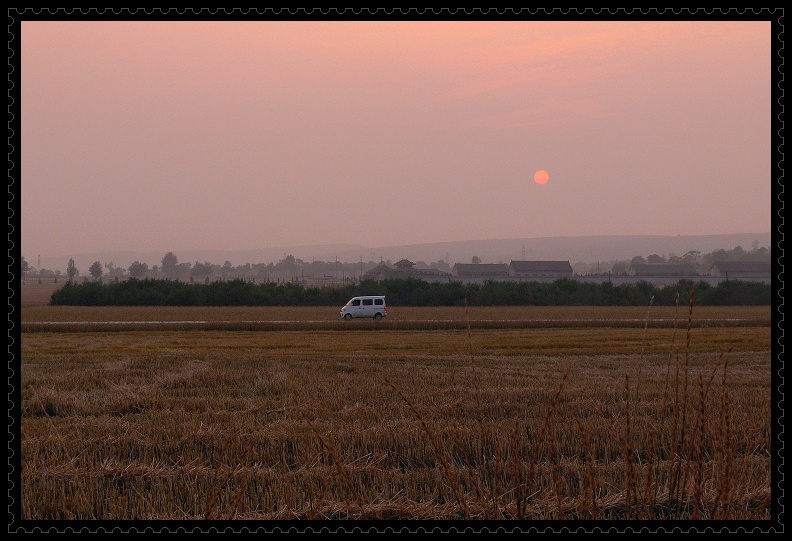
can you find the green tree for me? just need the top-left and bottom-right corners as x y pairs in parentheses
(682, 250), (701, 263)
(162, 252), (179, 279)
(104, 261), (126, 279)
(713, 249), (728, 260)
(128, 261), (149, 279)
(21, 256), (29, 277)
(471, 256), (482, 264)
(611, 261), (629, 274)
(66, 258), (78, 282)
(89, 261), (103, 280)
(221, 260), (233, 279)
(630, 255), (646, 268)
(192, 261), (213, 279)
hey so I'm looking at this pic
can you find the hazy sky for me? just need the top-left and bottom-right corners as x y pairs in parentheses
(20, 19), (773, 259)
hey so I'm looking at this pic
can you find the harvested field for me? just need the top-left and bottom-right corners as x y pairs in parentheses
(21, 304), (772, 323)
(16, 302), (774, 524)
(20, 305), (772, 335)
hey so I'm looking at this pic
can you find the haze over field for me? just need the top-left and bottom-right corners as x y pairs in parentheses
(17, 15), (775, 265)
(28, 232), (773, 275)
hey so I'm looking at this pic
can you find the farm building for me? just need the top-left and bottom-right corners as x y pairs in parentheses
(366, 260), (451, 280)
(394, 259), (416, 271)
(364, 263), (393, 280)
(508, 260), (573, 280)
(452, 263), (510, 278)
(709, 261), (772, 283)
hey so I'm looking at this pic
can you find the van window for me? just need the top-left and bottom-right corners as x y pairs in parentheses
(374, 299), (383, 305)
(350, 299), (361, 306)
(362, 299), (373, 306)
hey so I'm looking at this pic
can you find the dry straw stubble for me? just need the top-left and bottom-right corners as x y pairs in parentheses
(19, 300), (771, 521)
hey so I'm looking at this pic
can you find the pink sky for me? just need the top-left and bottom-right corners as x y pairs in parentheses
(19, 19), (773, 259)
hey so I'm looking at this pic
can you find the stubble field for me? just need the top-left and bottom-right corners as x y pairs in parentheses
(16, 288), (773, 523)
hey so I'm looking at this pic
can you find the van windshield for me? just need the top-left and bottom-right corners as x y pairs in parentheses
(348, 299), (361, 306)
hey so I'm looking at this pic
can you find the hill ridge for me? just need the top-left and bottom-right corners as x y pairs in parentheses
(28, 232), (772, 274)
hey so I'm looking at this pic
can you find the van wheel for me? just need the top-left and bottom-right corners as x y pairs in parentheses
(374, 313), (383, 320)
(344, 313), (353, 320)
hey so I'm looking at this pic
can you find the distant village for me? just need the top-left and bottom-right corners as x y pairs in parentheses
(21, 245), (773, 287)
(362, 257), (771, 286)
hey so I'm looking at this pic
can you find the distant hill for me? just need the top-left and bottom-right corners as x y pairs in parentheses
(29, 233), (772, 275)
(340, 233), (773, 266)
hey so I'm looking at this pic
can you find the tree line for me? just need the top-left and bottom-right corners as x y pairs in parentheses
(572, 242), (771, 275)
(22, 252), (451, 283)
(49, 276), (771, 307)
(23, 243), (770, 284)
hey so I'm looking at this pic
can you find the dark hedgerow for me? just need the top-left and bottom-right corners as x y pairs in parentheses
(48, 278), (772, 307)
(696, 279), (771, 305)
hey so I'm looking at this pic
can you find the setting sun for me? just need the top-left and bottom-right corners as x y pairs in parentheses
(534, 170), (549, 185)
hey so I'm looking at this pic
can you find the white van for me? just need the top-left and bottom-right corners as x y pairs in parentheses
(341, 295), (387, 320)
